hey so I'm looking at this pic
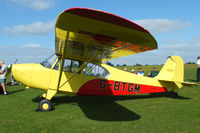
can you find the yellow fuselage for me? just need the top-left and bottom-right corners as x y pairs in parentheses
(11, 56), (180, 96)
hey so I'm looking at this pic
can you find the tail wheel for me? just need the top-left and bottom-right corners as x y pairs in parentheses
(39, 99), (52, 112)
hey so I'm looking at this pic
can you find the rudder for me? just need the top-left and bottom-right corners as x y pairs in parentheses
(156, 55), (184, 82)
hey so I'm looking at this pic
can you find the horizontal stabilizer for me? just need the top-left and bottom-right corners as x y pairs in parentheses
(182, 81), (199, 87)
(158, 79), (198, 87)
(156, 56), (198, 90)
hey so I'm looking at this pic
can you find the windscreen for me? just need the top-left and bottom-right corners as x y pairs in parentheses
(40, 54), (57, 68)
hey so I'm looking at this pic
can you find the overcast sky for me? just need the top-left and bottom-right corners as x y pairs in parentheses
(1, 0), (200, 65)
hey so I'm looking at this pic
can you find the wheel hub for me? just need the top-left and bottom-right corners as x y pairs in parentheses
(42, 103), (49, 110)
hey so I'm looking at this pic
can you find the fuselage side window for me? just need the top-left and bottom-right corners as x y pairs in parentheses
(63, 59), (72, 72)
(83, 63), (110, 78)
(54, 58), (82, 73)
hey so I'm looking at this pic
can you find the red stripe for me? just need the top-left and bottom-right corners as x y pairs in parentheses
(77, 79), (167, 96)
(65, 7), (149, 33)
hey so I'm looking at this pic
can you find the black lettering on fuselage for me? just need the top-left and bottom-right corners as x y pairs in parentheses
(99, 80), (141, 93)
(122, 82), (127, 91)
(128, 83), (134, 92)
(108, 84), (113, 87)
(114, 81), (120, 90)
(100, 80), (106, 89)
(134, 84), (141, 93)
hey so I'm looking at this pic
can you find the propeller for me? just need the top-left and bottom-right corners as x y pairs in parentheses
(5, 58), (18, 78)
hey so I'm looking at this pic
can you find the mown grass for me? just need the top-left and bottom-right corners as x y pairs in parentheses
(0, 64), (200, 133)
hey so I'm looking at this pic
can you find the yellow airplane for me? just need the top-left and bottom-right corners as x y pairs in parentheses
(8, 7), (195, 111)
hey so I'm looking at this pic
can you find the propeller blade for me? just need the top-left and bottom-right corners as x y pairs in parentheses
(13, 58), (18, 64)
(5, 65), (12, 77)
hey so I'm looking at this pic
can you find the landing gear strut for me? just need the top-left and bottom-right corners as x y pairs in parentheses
(37, 89), (57, 112)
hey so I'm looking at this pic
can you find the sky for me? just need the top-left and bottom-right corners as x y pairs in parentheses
(0, 0), (200, 65)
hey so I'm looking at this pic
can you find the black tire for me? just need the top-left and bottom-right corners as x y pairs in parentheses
(39, 99), (52, 112)
(173, 92), (179, 97)
(168, 91), (178, 97)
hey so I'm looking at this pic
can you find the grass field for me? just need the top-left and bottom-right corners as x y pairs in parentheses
(0, 64), (200, 133)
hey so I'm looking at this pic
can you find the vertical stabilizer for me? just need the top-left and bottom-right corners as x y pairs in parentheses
(156, 56), (184, 82)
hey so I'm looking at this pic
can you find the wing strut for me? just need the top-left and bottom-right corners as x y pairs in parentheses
(58, 51), (102, 89)
(57, 41), (133, 90)
(108, 43), (133, 53)
(56, 31), (69, 91)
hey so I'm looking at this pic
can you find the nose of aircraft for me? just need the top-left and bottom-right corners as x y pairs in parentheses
(11, 64), (34, 87)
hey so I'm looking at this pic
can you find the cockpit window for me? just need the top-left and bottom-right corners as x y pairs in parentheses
(40, 54), (57, 68)
(83, 63), (110, 78)
(54, 58), (83, 73)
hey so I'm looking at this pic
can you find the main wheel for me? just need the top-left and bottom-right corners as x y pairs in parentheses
(39, 99), (52, 112)
(173, 92), (178, 97)
(168, 91), (178, 97)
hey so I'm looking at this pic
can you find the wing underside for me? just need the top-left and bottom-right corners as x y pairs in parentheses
(55, 8), (157, 62)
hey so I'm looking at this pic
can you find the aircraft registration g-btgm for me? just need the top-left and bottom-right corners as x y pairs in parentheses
(9, 8), (195, 111)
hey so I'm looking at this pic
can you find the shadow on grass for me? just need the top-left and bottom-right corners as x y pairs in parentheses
(32, 92), (190, 121)
(8, 89), (25, 95)
(0, 85), (25, 95)
(149, 92), (191, 99)
(33, 95), (141, 121)
(77, 97), (140, 121)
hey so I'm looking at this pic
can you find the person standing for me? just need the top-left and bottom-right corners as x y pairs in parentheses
(148, 67), (159, 77)
(137, 68), (145, 76)
(0, 60), (7, 95)
(197, 57), (200, 82)
(131, 69), (135, 74)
